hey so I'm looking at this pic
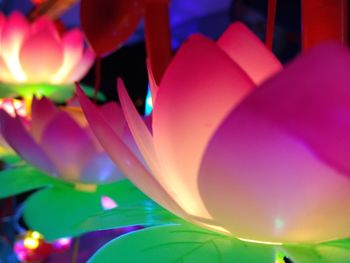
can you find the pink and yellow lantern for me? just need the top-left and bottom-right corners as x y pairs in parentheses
(0, 11), (94, 102)
(0, 97), (127, 187)
(78, 22), (350, 245)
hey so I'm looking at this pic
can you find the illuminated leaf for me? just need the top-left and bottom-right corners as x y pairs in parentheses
(77, 201), (178, 234)
(89, 224), (275, 263)
(24, 185), (103, 241)
(0, 152), (21, 166)
(0, 165), (60, 198)
(284, 238), (350, 263)
(96, 179), (149, 206)
(23, 179), (150, 241)
(77, 180), (177, 233)
(0, 83), (105, 102)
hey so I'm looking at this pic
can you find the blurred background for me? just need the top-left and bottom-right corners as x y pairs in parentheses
(0, 0), (302, 110)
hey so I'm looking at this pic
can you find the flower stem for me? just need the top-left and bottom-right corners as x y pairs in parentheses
(144, 0), (173, 85)
(301, 0), (348, 50)
(265, 0), (277, 50)
(71, 236), (80, 263)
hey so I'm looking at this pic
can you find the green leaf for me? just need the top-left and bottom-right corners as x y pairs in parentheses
(0, 152), (22, 165)
(77, 180), (178, 234)
(0, 83), (74, 103)
(96, 179), (149, 206)
(81, 85), (106, 102)
(0, 83), (105, 103)
(0, 166), (60, 198)
(23, 185), (104, 241)
(23, 179), (150, 241)
(77, 201), (179, 234)
(284, 238), (350, 263)
(89, 224), (276, 263)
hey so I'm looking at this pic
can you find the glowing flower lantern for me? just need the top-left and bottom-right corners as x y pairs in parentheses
(0, 97), (149, 240)
(78, 22), (350, 261)
(0, 98), (26, 163)
(0, 11), (94, 102)
(0, 97), (125, 184)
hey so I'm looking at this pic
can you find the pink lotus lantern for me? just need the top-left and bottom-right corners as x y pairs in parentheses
(0, 11), (94, 101)
(0, 97), (126, 185)
(0, 98), (26, 159)
(78, 22), (350, 245)
(0, 97), (146, 241)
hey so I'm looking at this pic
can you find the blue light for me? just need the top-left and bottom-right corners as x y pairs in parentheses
(145, 85), (153, 116)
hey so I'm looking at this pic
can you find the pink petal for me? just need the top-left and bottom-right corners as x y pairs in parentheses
(19, 27), (63, 83)
(40, 112), (98, 182)
(0, 13), (6, 56)
(117, 79), (165, 186)
(99, 101), (126, 136)
(0, 110), (57, 175)
(152, 34), (255, 218)
(0, 57), (13, 83)
(31, 97), (59, 142)
(199, 111), (350, 243)
(51, 29), (84, 84)
(118, 82), (192, 214)
(30, 15), (59, 39)
(65, 48), (95, 83)
(198, 43), (350, 243)
(217, 22), (282, 85)
(146, 59), (158, 103)
(80, 153), (124, 184)
(120, 125), (148, 168)
(76, 85), (184, 216)
(1, 11), (29, 82)
(239, 43), (350, 180)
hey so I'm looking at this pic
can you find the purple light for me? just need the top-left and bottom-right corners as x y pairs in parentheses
(52, 237), (72, 251)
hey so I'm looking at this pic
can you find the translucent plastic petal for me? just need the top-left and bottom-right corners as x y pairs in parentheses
(217, 22), (282, 85)
(198, 111), (350, 244)
(235, 43), (350, 180)
(99, 101), (126, 136)
(1, 11), (29, 82)
(198, 43), (350, 243)
(80, 153), (124, 184)
(118, 81), (195, 221)
(31, 97), (59, 142)
(40, 112), (98, 182)
(51, 29), (84, 84)
(65, 48), (95, 83)
(0, 13), (6, 56)
(117, 79), (169, 188)
(152, 34), (255, 218)
(19, 28), (63, 83)
(146, 59), (158, 103)
(30, 15), (59, 38)
(76, 86), (184, 216)
(0, 57), (13, 83)
(0, 110), (57, 175)
(60, 106), (88, 127)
